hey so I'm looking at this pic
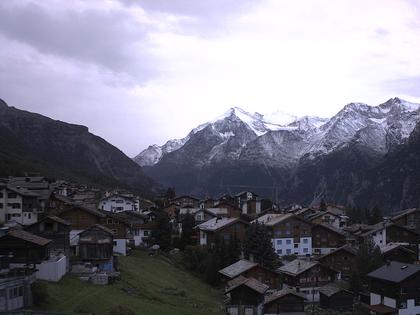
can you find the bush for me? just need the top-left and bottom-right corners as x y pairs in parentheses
(32, 281), (49, 307)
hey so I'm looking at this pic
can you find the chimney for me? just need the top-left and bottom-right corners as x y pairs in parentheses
(249, 254), (254, 262)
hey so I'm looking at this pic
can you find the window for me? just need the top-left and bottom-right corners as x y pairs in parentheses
(201, 232), (206, 239)
(303, 248), (308, 253)
(286, 240), (292, 245)
(0, 204), (3, 209)
(303, 238), (308, 244)
(113, 241), (117, 246)
(107, 218), (113, 224)
(415, 297), (420, 306)
(116, 200), (124, 204)
(294, 244), (298, 248)
(276, 240), (282, 245)
(399, 299), (407, 309)
(286, 249), (291, 254)
(28, 213), (31, 219)
(276, 249), (282, 254)
(7, 192), (17, 199)
(144, 230), (149, 236)
(0, 192), (3, 198)
(116, 207), (123, 211)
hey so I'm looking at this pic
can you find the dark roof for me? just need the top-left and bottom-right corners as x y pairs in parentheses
(81, 224), (114, 235)
(317, 245), (357, 261)
(391, 208), (419, 221)
(313, 223), (347, 236)
(278, 259), (318, 276)
(264, 288), (306, 305)
(6, 229), (51, 246)
(60, 205), (106, 218)
(34, 215), (71, 226)
(361, 222), (418, 237)
(225, 276), (268, 294)
(367, 261), (420, 283)
(6, 185), (39, 197)
(319, 283), (353, 297)
(218, 259), (258, 278)
(172, 195), (199, 201)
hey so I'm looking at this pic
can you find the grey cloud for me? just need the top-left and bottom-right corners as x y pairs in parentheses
(0, 2), (158, 84)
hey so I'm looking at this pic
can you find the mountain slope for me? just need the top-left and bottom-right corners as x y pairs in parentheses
(138, 98), (420, 209)
(0, 99), (154, 195)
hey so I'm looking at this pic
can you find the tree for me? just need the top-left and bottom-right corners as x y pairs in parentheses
(369, 206), (382, 225)
(180, 212), (196, 249)
(243, 222), (279, 269)
(319, 198), (327, 211)
(351, 237), (384, 292)
(165, 187), (176, 200)
(152, 211), (172, 250)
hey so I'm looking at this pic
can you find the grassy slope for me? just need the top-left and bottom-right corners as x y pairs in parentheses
(40, 251), (223, 315)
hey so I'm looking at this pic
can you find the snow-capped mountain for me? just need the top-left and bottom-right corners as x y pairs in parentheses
(135, 97), (420, 167)
(134, 107), (299, 166)
(134, 97), (420, 210)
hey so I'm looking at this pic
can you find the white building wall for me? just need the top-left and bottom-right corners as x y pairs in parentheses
(256, 201), (261, 214)
(372, 228), (387, 247)
(133, 229), (151, 246)
(384, 296), (396, 308)
(36, 255), (67, 282)
(113, 239), (127, 255)
(100, 197), (134, 213)
(398, 299), (420, 315)
(200, 231), (207, 246)
(370, 293), (381, 305)
(272, 237), (312, 256)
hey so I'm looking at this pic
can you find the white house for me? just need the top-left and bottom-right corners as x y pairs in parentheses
(99, 194), (136, 213)
(0, 185), (39, 225)
(253, 213), (312, 257)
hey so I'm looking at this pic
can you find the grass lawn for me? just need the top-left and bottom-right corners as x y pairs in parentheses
(38, 250), (223, 315)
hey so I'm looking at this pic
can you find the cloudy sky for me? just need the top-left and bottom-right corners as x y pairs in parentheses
(1, 0), (420, 156)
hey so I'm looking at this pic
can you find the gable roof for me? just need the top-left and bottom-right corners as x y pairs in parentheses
(391, 208), (419, 221)
(196, 217), (247, 232)
(277, 259), (318, 276)
(380, 242), (414, 255)
(218, 259), (258, 278)
(6, 229), (51, 246)
(225, 276), (268, 294)
(317, 245), (357, 262)
(360, 222), (418, 237)
(80, 224), (114, 235)
(34, 215), (71, 226)
(6, 185), (39, 197)
(60, 205), (106, 218)
(319, 283), (353, 297)
(313, 223), (347, 237)
(264, 288), (306, 305)
(367, 261), (420, 283)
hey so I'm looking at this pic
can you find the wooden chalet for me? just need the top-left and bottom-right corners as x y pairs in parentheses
(0, 229), (51, 265)
(316, 245), (358, 280)
(225, 275), (269, 315)
(25, 215), (70, 255)
(311, 223), (347, 255)
(58, 205), (106, 230)
(196, 217), (249, 246)
(278, 259), (337, 302)
(380, 243), (417, 264)
(263, 288), (306, 315)
(219, 259), (280, 289)
(319, 282), (354, 311)
(74, 224), (114, 271)
(391, 208), (420, 234)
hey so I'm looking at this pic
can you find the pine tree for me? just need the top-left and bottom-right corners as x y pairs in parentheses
(180, 212), (196, 249)
(243, 222), (279, 269)
(369, 206), (382, 225)
(152, 211), (172, 250)
(319, 198), (327, 211)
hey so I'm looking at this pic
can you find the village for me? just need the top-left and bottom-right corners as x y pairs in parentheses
(0, 176), (419, 315)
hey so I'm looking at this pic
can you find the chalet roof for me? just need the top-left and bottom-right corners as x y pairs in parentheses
(35, 215), (71, 226)
(196, 217), (246, 232)
(6, 185), (39, 197)
(277, 259), (318, 276)
(52, 193), (75, 205)
(100, 193), (135, 202)
(367, 261), (420, 283)
(264, 288), (306, 304)
(252, 213), (307, 227)
(8, 176), (49, 189)
(313, 223), (347, 236)
(391, 208), (419, 221)
(380, 242), (413, 255)
(206, 208), (228, 216)
(6, 229), (51, 246)
(318, 245), (357, 261)
(218, 259), (258, 278)
(367, 304), (396, 314)
(360, 222), (418, 237)
(319, 283), (352, 297)
(225, 276), (268, 294)
(171, 195), (199, 201)
(307, 210), (342, 221)
(179, 208), (201, 215)
(60, 205), (106, 218)
(81, 224), (114, 235)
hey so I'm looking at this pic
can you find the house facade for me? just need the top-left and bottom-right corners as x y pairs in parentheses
(100, 194), (136, 212)
(311, 224), (347, 255)
(0, 185), (39, 226)
(197, 217), (248, 246)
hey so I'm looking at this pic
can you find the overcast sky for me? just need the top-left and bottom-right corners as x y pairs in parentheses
(1, 0), (420, 156)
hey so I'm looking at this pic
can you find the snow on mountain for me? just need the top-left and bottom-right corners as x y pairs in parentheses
(134, 98), (420, 168)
